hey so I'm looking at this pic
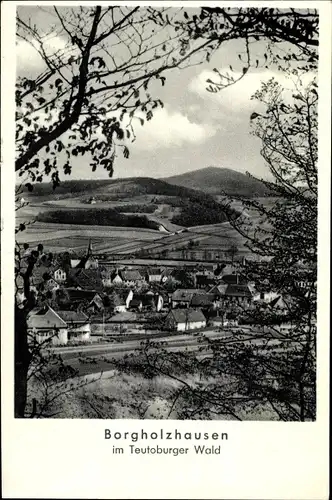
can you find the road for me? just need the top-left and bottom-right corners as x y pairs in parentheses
(49, 328), (295, 378)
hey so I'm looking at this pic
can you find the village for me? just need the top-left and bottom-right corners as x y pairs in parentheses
(14, 239), (300, 348)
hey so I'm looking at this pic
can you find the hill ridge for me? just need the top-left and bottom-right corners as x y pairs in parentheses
(164, 166), (270, 197)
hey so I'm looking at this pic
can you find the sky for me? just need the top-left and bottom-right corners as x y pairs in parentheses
(16, 6), (306, 183)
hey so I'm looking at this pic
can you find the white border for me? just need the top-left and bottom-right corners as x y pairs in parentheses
(1, 2), (330, 499)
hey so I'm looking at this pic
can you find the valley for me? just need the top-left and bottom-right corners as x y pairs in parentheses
(16, 167), (272, 261)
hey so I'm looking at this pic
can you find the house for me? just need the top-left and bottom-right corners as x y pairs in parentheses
(86, 294), (105, 314)
(39, 277), (60, 294)
(190, 293), (216, 311)
(196, 274), (216, 289)
(269, 295), (289, 316)
(27, 306), (68, 345)
(219, 273), (247, 285)
(171, 289), (207, 309)
(112, 271), (124, 286)
(146, 267), (164, 284)
(223, 284), (255, 307)
(100, 266), (117, 287)
(209, 284), (228, 300)
(112, 289), (134, 312)
(253, 290), (280, 303)
(165, 308), (207, 332)
(30, 265), (55, 288)
(56, 310), (91, 341)
(209, 313), (239, 328)
(74, 240), (99, 269)
(108, 311), (147, 333)
(129, 292), (164, 312)
(54, 267), (67, 282)
(62, 288), (103, 311)
(120, 269), (144, 287)
(67, 268), (103, 291)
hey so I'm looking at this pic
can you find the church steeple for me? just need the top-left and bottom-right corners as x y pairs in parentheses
(87, 239), (92, 258)
(75, 239), (93, 269)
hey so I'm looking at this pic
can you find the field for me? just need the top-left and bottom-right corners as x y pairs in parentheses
(17, 178), (278, 260)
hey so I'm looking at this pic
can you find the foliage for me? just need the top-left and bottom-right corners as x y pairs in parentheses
(98, 203), (158, 214)
(139, 76), (317, 421)
(36, 208), (161, 230)
(16, 7), (217, 186)
(178, 7), (318, 93)
(15, 6), (319, 418)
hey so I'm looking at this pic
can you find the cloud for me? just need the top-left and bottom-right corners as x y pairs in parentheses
(16, 35), (69, 72)
(189, 69), (315, 113)
(129, 107), (216, 151)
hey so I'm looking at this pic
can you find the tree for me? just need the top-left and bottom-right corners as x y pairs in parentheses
(16, 6), (216, 186)
(15, 6), (319, 417)
(177, 7), (318, 93)
(16, 7), (318, 186)
(138, 75), (317, 421)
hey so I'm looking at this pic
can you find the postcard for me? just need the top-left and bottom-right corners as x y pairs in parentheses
(1, 1), (330, 498)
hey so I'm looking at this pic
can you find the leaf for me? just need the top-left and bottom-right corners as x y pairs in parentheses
(123, 146), (130, 159)
(250, 112), (261, 121)
(25, 183), (33, 192)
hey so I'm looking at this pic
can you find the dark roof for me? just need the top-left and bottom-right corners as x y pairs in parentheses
(120, 270), (142, 281)
(269, 296), (287, 309)
(108, 311), (139, 323)
(131, 293), (158, 308)
(172, 289), (206, 302)
(169, 308), (206, 324)
(113, 289), (131, 300)
(65, 288), (100, 302)
(56, 310), (89, 323)
(196, 275), (216, 287)
(130, 298), (143, 308)
(190, 293), (215, 307)
(220, 274), (247, 285)
(209, 284), (228, 297)
(68, 269), (103, 291)
(148, 267), (163, 275)
(225, 284), (254, 297)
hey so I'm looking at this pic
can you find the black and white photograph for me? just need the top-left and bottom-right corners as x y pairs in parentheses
(11, 3), (322, 424)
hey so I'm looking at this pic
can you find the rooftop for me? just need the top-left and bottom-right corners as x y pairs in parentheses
(169, 308), (206, 324)
(56, 310), (89, 323)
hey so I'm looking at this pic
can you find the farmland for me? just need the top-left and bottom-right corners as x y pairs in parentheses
(16, 176), (277, 260)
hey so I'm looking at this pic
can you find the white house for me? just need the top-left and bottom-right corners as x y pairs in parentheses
(27, 307), (68, 345)
(112, 271), (123, 285)
(54, 267), (67, 282)
(147, 267), (163, 284)
(27, 306), (91, 345)
(113, 289), (134, 312)
(165, 308), (206, 332)
(56, 310), (91, 342)
(253, 290), (279, 303)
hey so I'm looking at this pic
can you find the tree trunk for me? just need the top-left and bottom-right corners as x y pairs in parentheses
(15, 305), (31, 417)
